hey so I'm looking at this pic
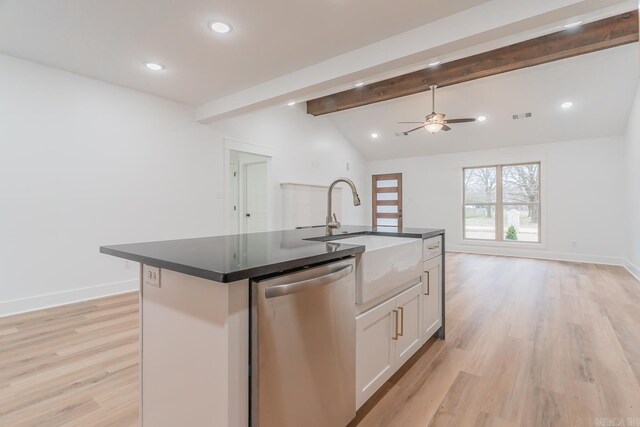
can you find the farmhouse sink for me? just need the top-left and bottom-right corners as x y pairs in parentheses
(333, 235), (422, 304)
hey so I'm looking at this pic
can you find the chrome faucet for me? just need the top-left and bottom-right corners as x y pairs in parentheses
(326, 177), (361, 235)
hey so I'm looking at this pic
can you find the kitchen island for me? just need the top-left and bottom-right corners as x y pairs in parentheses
(100, 225), (445, 427)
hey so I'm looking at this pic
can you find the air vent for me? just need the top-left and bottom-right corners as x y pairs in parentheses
(512, 112), (533, 120)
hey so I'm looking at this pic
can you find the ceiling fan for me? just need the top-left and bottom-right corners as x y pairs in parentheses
(399, 85), (476, 135)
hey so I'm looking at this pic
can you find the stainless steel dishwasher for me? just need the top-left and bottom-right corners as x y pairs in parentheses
(251, 258), (356, 427)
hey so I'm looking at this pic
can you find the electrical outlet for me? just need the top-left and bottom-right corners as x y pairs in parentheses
(143, 265), (161, 288)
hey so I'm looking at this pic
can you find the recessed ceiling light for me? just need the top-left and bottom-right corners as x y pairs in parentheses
(561, 101), (574, 109)
(144, 62), (164, 71)
(564, 21), (583, 28)
(477, 116), (487, 122)
(210, 21), (232, 34)
(428, 61), (441, 67)
(371, 133), (379, 139)
(354, 82), (365, 87)
(287, 101), (296, 106)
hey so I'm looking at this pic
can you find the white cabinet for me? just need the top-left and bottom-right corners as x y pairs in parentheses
(355, 296), (396, 409)
(355, 235), (444, 410)
(355, 282), (422, 409)
(395, 284), (422, 367)
(422, 255), (442, 340)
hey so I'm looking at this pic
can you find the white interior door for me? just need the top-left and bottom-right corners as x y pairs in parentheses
(244, 162), (268, 233)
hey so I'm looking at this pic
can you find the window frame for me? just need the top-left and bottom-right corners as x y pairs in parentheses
(462, 161), (541, 243)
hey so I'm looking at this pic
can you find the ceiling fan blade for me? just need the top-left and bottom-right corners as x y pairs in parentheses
(442, 125), (452, 131)
(445, 118), (476, 124)
(397, 121), (426, 124)
(402, 125), (426, 135)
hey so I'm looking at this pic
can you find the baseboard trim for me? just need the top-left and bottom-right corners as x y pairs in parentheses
(0, 278), (138, 318)
(624, 259), (640, 282)
(447, 245), (624, 267)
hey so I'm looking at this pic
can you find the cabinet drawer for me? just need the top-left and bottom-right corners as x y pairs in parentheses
(423, 236), (442, 261)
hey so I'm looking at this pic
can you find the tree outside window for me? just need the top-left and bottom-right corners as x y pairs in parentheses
(463, 162), (540, 242)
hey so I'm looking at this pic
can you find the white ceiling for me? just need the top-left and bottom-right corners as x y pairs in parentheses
(194, 0), (636, 121)
(0, 0), (490, 106)
(327, 44), (640, 160)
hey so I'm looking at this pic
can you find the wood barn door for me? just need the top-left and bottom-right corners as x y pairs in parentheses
(372, 173), (403, 229)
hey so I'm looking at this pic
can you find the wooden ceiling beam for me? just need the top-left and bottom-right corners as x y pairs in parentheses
(306, 10), (639, 116)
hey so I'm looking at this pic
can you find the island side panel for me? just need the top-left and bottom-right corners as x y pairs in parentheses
(140, 267), (249, 427)
(439, 232), (445, 340)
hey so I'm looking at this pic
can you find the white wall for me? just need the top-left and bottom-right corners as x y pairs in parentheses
(0, 54), (224, 315)
(208, 105), (370, 230)
(0, 55), (370, 315)
(370, 136), (627, 264)
(625, 81), (640, 278)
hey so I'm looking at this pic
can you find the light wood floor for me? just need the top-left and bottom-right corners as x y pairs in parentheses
(0, 291), (139, 426)
(2, 254), (640, 426)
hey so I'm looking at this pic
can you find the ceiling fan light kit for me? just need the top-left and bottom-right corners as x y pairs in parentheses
(399, 84), (476, 136)
(425, 122), (444, 134)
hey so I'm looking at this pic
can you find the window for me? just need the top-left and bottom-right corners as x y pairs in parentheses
(463, 162), (540, 243)
(372, 173), (402, 230)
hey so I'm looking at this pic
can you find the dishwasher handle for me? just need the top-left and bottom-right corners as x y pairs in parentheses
(264, 264), (353, 299)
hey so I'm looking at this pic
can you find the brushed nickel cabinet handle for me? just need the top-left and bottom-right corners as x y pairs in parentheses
(392, 310), (399, 340)
(398, 306), (404, 337)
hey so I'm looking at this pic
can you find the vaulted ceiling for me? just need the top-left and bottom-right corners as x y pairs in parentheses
(0, 0), (636, 130)
(1, 0), (636, 122)
(326, 44), (639, 159)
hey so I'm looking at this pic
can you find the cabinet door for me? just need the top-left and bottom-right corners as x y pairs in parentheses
(395, 282), (422, 366)
(423, 256), (442, 340)
(355, 297), (397, 409)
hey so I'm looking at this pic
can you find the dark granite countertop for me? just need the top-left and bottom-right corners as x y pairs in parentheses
(100, 225), (445, 283)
